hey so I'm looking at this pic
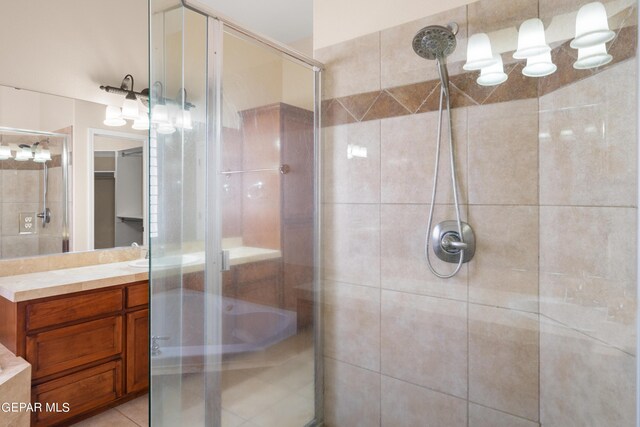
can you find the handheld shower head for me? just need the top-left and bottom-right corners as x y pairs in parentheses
(412, 24), (457, 60)
(412, 23), (458, 97)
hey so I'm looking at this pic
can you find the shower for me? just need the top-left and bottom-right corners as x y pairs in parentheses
(412, 23), (475, 278)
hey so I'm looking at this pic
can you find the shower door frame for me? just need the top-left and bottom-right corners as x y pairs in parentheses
(183, 1), (325, 425)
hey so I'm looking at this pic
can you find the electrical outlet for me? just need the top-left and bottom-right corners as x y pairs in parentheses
(19, 212), (37, 234)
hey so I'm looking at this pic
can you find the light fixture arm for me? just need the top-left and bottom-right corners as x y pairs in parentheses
(99, 76), (195, 109)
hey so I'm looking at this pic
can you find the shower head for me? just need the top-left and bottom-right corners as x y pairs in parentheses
(412, 24), (458, 60)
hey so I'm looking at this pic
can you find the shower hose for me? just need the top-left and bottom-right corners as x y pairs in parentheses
(424, 65), (465, 279)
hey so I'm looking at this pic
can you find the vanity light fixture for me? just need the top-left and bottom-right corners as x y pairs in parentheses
(103, 105), (126, 127)
(33, 140), (52, 163)
(513, 18), (550, 59)
(477, 54), (508, 86)
(0, 145), (11, 160)
(132, 113), (150, 131)
(0, 136), (12, 160)
(174, 89), (193, 130)
(15, 145), (34, 161)
(120, 75), (140, 120)
(463, 33), (498, 70)
(100, 77), (195, 134)
(151, 82), (176, 135)
(522, 51), (557, 77)
(571, 2), (615, 49)
(573, 43), (613, 69)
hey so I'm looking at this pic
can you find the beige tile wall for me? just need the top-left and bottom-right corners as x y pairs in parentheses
(318, 0), (637, 426)
(0, 164), (66, 259)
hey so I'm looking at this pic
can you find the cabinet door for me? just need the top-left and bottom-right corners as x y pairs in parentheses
(126, 309), (149, 393)
(32, 360), (122, 426)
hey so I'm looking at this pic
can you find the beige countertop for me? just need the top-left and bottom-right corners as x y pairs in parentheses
(0, 247), (281, 303)
(0, 260), (150, 302)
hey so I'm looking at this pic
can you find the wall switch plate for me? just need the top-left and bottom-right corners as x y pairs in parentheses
(19, 212), (37, 234)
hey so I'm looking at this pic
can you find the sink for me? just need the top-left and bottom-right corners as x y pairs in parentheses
(128, 254), (201, 269)
(129, 259), (149, 268)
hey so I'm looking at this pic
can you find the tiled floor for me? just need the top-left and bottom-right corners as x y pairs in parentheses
(76, 329), (315, 427)
(71, 395), (148, 426)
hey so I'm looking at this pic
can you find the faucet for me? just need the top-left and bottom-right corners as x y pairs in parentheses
(151, 336), (169, 356)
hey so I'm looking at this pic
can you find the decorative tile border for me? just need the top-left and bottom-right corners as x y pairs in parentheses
(322, 25), (637, 127)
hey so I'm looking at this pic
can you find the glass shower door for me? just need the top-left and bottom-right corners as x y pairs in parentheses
(150, 3), (321, 425)
(216, 26), (319, 427)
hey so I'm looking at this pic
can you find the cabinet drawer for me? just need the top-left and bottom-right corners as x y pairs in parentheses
(27, 316), (123, 379)
(126, 282), (148, 308)
(32, 360), (123, 426)
(26, 288), (123, 331)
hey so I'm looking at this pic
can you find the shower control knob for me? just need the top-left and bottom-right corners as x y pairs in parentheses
(431, 221), (475, 264)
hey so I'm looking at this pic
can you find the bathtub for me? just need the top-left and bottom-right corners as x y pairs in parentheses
(151, 288), (297, 371)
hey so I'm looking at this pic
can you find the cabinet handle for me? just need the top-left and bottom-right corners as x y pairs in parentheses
(279, 164), (290, 175)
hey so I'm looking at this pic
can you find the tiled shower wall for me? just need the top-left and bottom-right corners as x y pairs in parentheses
(317, 0), (637, 426)
(0, 160), (64, 259)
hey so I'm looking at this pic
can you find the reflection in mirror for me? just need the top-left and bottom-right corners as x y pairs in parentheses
(0, 127), (68, 259)
(92, 132), (147, 249)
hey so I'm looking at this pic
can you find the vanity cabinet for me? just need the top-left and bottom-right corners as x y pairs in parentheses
(0, 280), (149, 426)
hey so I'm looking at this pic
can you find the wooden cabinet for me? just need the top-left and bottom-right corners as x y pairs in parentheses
(237, 103), (315, 327)
(126, 309), (149, 393)
(27, 316), (123, 380)
(31, 361), (123, 426)
(0, 281), (149, 426)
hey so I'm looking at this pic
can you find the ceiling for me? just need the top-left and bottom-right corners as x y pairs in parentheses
(197, 0), (313, 44)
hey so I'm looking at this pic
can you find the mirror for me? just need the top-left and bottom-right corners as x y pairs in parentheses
(91, 131), (148, 250)
(0, 85), (148, 259)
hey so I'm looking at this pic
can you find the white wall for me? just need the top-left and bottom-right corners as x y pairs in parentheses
(0, 0), (147, 106)
(313, 0), (478, 49)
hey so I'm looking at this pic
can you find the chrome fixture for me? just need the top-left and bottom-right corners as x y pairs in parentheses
(413, 23), (458, 97)
(432, 221), (475, 264)
(413, 22), (475, 278)
(151, 336), (170, 356)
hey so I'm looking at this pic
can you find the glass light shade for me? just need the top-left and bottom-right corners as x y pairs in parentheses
(121, 96), (140, 120)
(513, 18), (550, 59)
(477, 55), (508, 86)
(157, 122), (176, 135)
(175, 109), (193, 130)
(33, 148), (51, 163)
(15, 147), (33, 161)
(573, 43), (612, 69)
(463, 33), (498, 71)
(151, 104), (169, 124)
(103, 105), (126, 127)
(132, 113), (150, 130)
(0, 145), (12, 160)
(522, 52), (557, 77)
(571, 2), (615, 49)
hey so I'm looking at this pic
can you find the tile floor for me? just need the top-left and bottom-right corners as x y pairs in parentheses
(75, 329), (315, 427)
(71, 395), (148, 426)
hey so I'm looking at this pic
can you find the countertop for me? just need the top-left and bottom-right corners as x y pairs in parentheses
(0, 247), (281, 303)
